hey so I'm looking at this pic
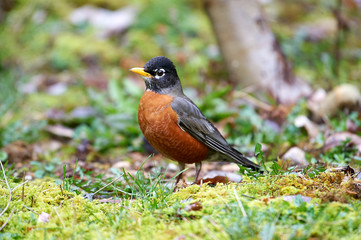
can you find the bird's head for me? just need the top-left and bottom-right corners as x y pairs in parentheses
(130, 56), (183, 95)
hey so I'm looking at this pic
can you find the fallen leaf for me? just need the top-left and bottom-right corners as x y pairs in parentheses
(283, 195), (312, 204)
(98, 199), (123, 204)
(46, 82), (67, 96)
(198, 170), (243, 185)
(33, 140), (62, 154)
(2, 141), (34, 164)
(355, 171), (361, 180)
(76, 139), (93, 162)
(261, 197), (276, 205)
(167, 163), (178, 172)
(310, 84), (361, 119)
(198, 176), (230, 185)
(350, 180), (361, 199)
(260, 105), (290, 126)
(173, 235), (186, 240)
(46, 109), (67, 121)
(21, 74), (49, 94)
(184, 201), (202, 212)
(70, 106), (97, 119)
(46, 125), (74, 138)
(220, 163), (241, 172)
(326, 166), (355, 175)
(294, 115), (319, 138)
(298, 18), (337, 42)
(69, 5), (138, 38)
(323, 132), (361, 152)
(347, 117), (361, 133)
(111, 161), (131, 169)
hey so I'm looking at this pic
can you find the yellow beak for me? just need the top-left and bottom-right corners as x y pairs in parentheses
(129, 67), (153, 78)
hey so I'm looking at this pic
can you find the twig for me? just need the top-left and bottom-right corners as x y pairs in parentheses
(59, 185), (64, 196)
(0, 160), (30, 226)
(0, 208), (15, 231)
(0, 160), (11, 218)
(12, 180), (29, 192)
(93, 175), (123, 195)
(233, 187), (247, 217)
(22, 172), (25, 202)
(54, 207), (65, 228)
(234, 91), (273, 111)
(108, 185), (136, 196)
(241, 194), (256, 199)
(23, 206), (39, 215)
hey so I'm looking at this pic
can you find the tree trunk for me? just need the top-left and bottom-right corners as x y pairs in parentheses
(203, 0), (312, 105)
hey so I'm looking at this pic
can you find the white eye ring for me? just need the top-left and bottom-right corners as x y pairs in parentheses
(155, 69), (165, 79)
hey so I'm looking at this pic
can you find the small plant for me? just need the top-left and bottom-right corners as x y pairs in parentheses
(320, 138), (358, 165)
(0, 151), (8, 163)
(302, 165), (326, 178)
(122, 158), (174, 210)
(0, 120), (46, 148)
(254, 143), (267, 172)
(61, 159), (79, 192)
(30, 157), (60, 178)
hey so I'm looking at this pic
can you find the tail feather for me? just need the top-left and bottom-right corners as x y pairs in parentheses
(223, 147), (260, 172)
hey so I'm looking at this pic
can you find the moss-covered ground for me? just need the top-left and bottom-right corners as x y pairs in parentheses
(1, 172), (361, 239)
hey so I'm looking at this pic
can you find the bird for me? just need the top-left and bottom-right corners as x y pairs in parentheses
(130, 56), (260, 186)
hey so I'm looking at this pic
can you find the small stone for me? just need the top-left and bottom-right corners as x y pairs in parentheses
(38, 212), (50, 223)
(112, 161), (131, 169)
(282, 147), (309, 169)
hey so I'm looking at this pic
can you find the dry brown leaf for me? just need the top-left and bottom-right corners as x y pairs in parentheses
(283, 195), (312, 203)
(198, 176), (230, 185)
(98, 199), (123, 204)
(323, 132), (361, 152)
(326, 166), (355, 175)
(294, 115), (319, 138)
(184, 201), (203, 212)
(46, 125), (74, 138)
(111, 161), (131, 169)
(198, 170), (243, 185)
(299, 18), (337, 42)
(69, 5), (138, 38)
(2, 141), (34, 164)
(309, 84), (361, 119)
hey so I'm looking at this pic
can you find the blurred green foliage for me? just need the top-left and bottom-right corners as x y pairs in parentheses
(275, 0), (361, 87)
(73, 79), (142, 152)
(0, 120), (46, 148)
(0, 0), (216, 153)
(0, 0), (360, 170)
(321, 139), (359, 165)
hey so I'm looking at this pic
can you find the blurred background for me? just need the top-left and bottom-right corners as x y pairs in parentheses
(0, 0), (361, 185)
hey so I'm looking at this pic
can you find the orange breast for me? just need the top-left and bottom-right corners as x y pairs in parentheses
(138, 91), (209, 164)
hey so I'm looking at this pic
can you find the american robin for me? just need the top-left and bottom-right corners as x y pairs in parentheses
(130, 56), (260, 185)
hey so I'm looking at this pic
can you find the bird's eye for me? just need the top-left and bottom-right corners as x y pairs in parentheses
(155, 69), (165, 77)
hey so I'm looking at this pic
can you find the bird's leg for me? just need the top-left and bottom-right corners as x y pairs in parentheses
(192, 162), (202, 185)
(173, 163), (185, 191)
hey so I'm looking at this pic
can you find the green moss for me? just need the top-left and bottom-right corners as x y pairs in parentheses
(1, 172), (361, 239)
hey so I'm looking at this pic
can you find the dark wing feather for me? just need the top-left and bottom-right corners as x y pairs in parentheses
(171, 96), (260, 171)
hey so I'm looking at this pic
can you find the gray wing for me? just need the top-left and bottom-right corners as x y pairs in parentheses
(171, 96), (260, 171)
